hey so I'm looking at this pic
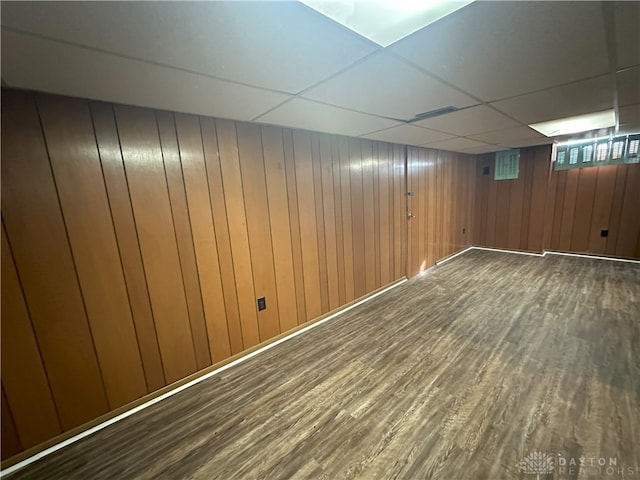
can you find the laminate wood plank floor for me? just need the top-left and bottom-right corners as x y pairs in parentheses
(6, 250), (640, 479)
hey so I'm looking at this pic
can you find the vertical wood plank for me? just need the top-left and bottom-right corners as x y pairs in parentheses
(310, 134), (329, 313)
(332, 136), (346, 305)
(1, 90), (109, 429)
(373, 143), (382, 288)
(215, 119), (260, 346)
(236, 122), (280, 341)
(550, 170), (567, 250)
(319, 134), (340, 310)
(494, 179), (510, 249)
(587, 166), (617, 254)
(175, 112), (231, 362)
(293, 130), (322, 319)
(485, 158), (498, 247)
(361, 140), (377, 290)
(262, 125), (298, 333)
(38, 94), (147, 409)
(90, 102), (166, 391)
(615, 165), (640, 257)
(378, 143), (391, 286)
(507, 164), (525, 249)
(392, 145), (405, 279)
(1, 388), (22, 460)
(115, 104), (197, 383)
(570, 167), (598, 253)
(339, 137), (355, 302)
(1, 224), (62, 448)
(558, 169), (580, 251)
(200, 118), (244, 355)
(283, 129), (308, 324)
(349, 138), (367, 296)
(156, 111), (212, 369)
(605, 165), (629, 257)
(527, 147), (551, 252)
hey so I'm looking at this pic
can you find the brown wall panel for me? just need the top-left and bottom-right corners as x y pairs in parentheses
(378, 143), (392, 287)
(236, 122), (281, 342)
(474, 145), (639, 259)
(1, 88), (431, 461)
(115, 104), (197, 383)
(215, 119), (260, 347)
(156, 112), (213, 369)
(310, 134), (330, 314)
(616, 165), (640, 258)
(90, 102), (166, 392)
(1, 90), (109, 430)
(339, 137), (356, 303)
(349, 138), (367, 298)
(174, 113), (230, 362)
(406, 147), (475, 275)
(283, 129), (308, 324)
(1, 389), (22, 460)
(588, 166), (617, 253)
(331, 137), (347, 306)
(1, 225), (62, 448)
(38, 95), (147, 409)
(361, 140), (377, 293)
(262, 126), (299, 333)
(200, 118), (244, 355)
(570, 168), (598, 253)
(319, 134), (340, 310)
(293, 130), (323, 319)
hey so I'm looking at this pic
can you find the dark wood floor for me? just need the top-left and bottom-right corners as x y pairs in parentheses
(6, 250), (640, 480)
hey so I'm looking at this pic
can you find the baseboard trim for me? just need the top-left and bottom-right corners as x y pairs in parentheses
(1, 277), (407, 477)
(451, 246), (640, 264)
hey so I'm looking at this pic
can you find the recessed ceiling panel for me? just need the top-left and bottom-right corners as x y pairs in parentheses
(617, 66), (640, 107)
(0, 1), (376, 94)
(421, 136), (492, 152)
(361, 124), (453, 146)
(491, 75), (614, 125)
(415, 105), (520, 136)
(303, 53), (477, 119)
(1, 31), (290, 121)
(469, 126), (549, 148)
(618, 104), (640, 134)
(457, 144), (502, 155)
(390, 1), (609, 101)
(613, 2), (640, 69)
(255, 98), (400, 137)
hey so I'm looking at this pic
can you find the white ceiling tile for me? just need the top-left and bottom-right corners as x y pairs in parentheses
(617, 66), (640, 107)
(361, 124), (453, 146)
(421, 137), (492, 152)
(415, 105), (521, 136)
(390, 1), (609, 101)
(255, 98), (400, 137)
(0, 1), (376, 94)
(491, 75), (614, 125)
(618, 104), (640, 133)
(302, 53), (476, 120)
(498, 137), (555, 149)
(613, 2), (640, 69)
(1, 30), (290, 121)
(457, 144), (502, 155)
(469, 126), (548, 147)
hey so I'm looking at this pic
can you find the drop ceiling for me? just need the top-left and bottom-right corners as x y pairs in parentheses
(1, 1), (639, 154)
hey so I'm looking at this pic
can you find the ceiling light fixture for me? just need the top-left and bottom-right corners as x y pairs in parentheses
(299, 0), (474, 47)
(529, 110), (616, 138)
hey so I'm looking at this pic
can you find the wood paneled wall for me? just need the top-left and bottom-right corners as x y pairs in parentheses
(1, 89), (411, 459)
(474, 145), (640, 259)
(407, 147), (476, 276)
